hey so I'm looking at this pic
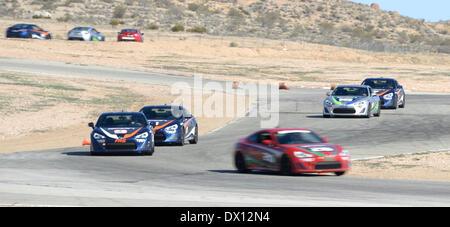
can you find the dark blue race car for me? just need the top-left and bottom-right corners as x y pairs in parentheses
(362, 78), (406, 109)
(140, 105), (198, 146)
(88, 112), (155, 155)
(6, 24), (52, 40)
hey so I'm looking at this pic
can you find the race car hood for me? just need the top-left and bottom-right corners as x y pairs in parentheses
(373, 89), (393, 96)
(97, 127), (144, 139)
(147, 119), (180, 132)
(285, 143), (340, 157)
(147, 119), (177, 127)
(330, 96), (368, 105)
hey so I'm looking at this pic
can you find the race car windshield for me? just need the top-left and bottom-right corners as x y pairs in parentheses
(141, 107), (182, 120)
(121, 29), (138, 33)
(72, 27), (90, 31)
(275, 131), (323, 145)
(96, 114), (147, 127)
(332, 87), (368, 96)
(363, 79), (395, 89)
(11, 24), (30, 29)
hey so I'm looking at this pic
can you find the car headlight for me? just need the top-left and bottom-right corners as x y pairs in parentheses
(294, 151), (314, 158)
(383, 93), (393, 100)
(164, 124), (178, 134)
(340, 150), (350, 156)
(325, 100), (333, 106)
(135, 132), (149, 139)
(93, 132), (105, 140)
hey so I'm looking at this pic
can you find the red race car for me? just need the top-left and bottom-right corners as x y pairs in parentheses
(234, 128), (350, 176)
(117, 29), (144, 42)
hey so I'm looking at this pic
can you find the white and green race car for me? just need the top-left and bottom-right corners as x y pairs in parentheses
(323, 85), (381, 118)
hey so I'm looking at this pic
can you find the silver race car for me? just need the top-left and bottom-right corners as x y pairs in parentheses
(68, 27), (105, 41)
(323, 85), (381, 118)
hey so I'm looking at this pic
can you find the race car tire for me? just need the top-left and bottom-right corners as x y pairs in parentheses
(365, 104), (371, 118)
(235, 152), (249, 173)
(374, 106), (381, 117)
(392, 97), (398, 109)
(189, 125), (198, 144)
(280, 155), (293, 176)
(145, 141), (155, 156)
(334, 171), (346, 176)
(399, 96), (406, 108)
(177, 129), (185, 146)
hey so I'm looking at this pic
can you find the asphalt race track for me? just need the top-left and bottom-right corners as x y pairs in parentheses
(0, 58), (449, 206)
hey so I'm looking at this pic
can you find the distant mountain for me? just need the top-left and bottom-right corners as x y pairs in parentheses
(1, 0), (449, 53)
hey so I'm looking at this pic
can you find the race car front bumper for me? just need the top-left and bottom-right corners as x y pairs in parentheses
(90, 137), (152, 154)
(293, 156), (351, 173)
(154, 130), (181, 144)
(323, 104), (369, 117)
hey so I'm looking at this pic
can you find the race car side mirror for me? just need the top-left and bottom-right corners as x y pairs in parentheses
(326, 91), (331, 96)
(322, 138), (329, 142)
(88, 122), (94, 129)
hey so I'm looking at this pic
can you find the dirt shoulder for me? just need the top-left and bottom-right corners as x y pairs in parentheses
(347, 151), (450, 182)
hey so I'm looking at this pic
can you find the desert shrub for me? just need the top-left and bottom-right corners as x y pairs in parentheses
(147, 24), (159, 30)
(227, 8), (243, 19)
(66, 0), (84, 4)
(171, 24), (185, 32)
(56, 13), (72, 22)
(113, 5), (126, 18)
(110, 20), (124, 26)
(187, 27), (207, 34)
(256, 10), (280, 28)
(188, 3), (200, 11)
(32, 14), (51, 19)
(229, 42), (238, 47)
(319, 22), (334, 32)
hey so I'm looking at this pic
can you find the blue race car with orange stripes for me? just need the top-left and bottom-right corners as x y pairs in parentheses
(362, 78), (406, 109)
(88, 112), (155, 155)
(6, 24), (52, 40)
(140, 105), (198, 146)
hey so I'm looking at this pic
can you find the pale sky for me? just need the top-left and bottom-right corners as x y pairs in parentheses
(349, 0), (449, 22)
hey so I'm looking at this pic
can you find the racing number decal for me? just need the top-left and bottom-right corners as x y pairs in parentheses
(262, 153), (276, 163)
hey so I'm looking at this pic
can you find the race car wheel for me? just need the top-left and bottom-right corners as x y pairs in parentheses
(374, 106), (381, 117)
(145, 141), (155, 156)
(280, 155), (293, 176)
(399, 96), (406, 108)
(392, 97), (398, 109)
(189, 125), (198, 144)
(177, 129), (185, 146)
(365, 104), (371, 118)
(335, 171), (346, 176)
(235, 152), (248, 173)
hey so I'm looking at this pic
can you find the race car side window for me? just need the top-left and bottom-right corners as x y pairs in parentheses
(256, 132), (272, 144)
(247, 133), (258, 143)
